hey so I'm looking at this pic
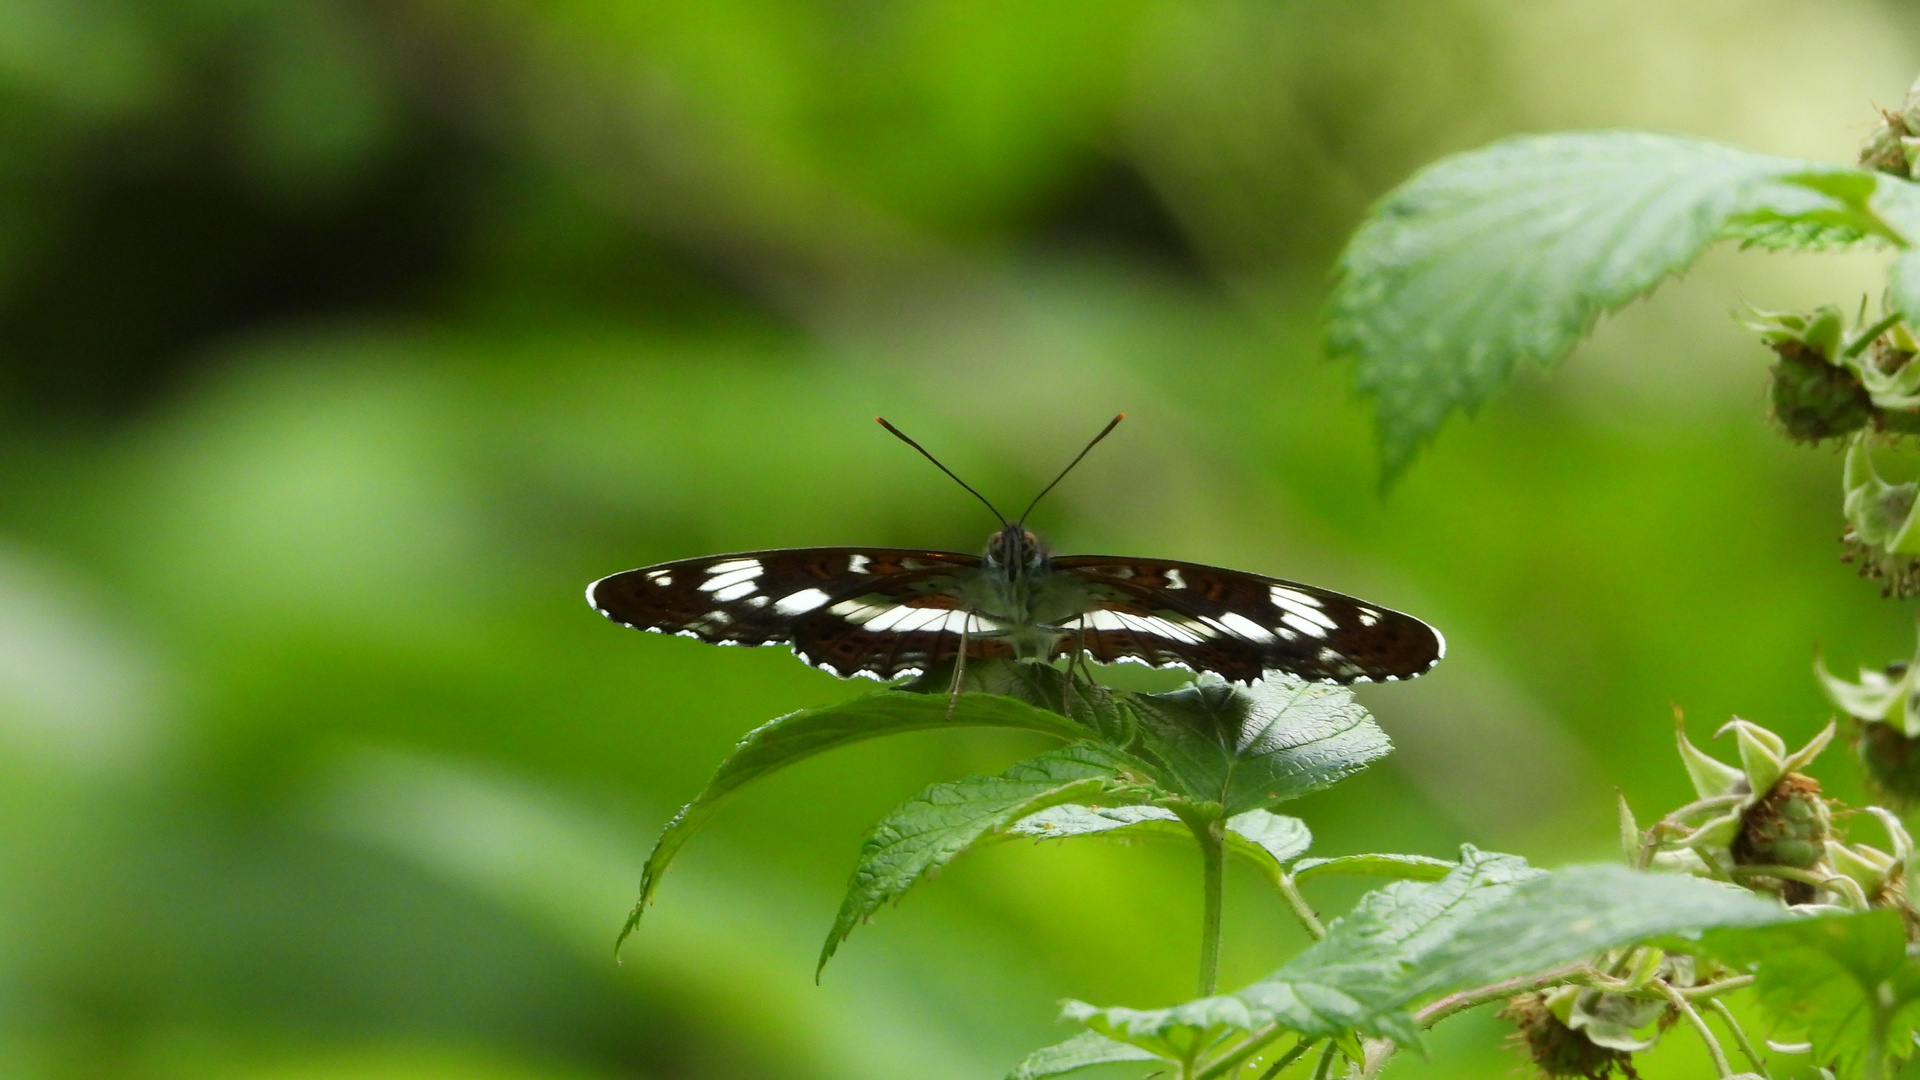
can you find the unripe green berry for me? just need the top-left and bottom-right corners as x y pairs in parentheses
(1731, 772), (1830, 903)
(1770, 341), (1873, 443)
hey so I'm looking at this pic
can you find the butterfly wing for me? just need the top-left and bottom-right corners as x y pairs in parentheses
(1049, 556), (1444, 684)
(588, 548), (1011, 680)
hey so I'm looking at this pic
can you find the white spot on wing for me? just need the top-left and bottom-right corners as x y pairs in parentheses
(1270, 585), (1321, 609)
(1281, 611), (1329, 639)
(707, 559), (761, 576)
(699, 567), (760, 593)
(713, 580), (757, 602)
(847, 554), (870, 574)
(1165, 568), (1186, 589)
(774, 588), (830, 615)
(646, 569), (674, 586)
(1218, 612), (1276, 643)
(1358, 608), (1379, 627)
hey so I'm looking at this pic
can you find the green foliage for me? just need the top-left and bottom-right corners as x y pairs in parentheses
(1325, 132), (1910, 480)
(1052, 854), (1795, 1075)
(1708, 910), (1920, 1077)
(1005, 1030), (1161, 1080)
(1290, 853), (1456, 883)
(622, 689), (1086, 948)
(1124, 678), (1389, 814)
(818, 742), (1151, 974)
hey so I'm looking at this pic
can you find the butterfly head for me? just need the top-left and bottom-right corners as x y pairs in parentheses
(984, 524), (1048, 574)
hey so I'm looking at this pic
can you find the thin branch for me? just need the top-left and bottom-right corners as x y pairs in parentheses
(1276, 870), (1326, 939)
(1310, 1041), (1338, 1080)
(1414, 963), (1590, 1027)
(1252, 1039), (1316, 1080)
(1653, 979), (1733, 1078)
(1194, 1024), (1288, 1080)
(1707, 997), (1772, 1080)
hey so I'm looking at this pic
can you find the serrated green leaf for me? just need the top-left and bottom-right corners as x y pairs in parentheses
(1008, 804), (1311, 895)
(1124, 677), (1389, 815)
(1291, 853), (1456, 884)
(1063, 848), (1537, 1053)
(1707, 910), (1920, 1076)
(1011, 803), (1186, 840)
(1223, 809), (1313, 865)
(905, 659), (1137, 746)
(1233, 846), (1542, 1046)
(1062, 997), (1261, 1061)
(1069, 854), (1791, 1055)
(1006, 1031), (1164, 1079)
(1406, 863), (1789, 996)
(818, 742), (1142, 974)
(619, 689), (1086, 951)
(1325, 132), (1877, 481)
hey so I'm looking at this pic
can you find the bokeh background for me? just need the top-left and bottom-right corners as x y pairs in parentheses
(2, 2), (1918, 1078)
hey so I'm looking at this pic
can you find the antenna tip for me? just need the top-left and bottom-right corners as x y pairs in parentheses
(1116, 413), (1126, 420)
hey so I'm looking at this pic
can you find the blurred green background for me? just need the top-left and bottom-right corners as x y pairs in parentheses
(1, 2), (1917, 1077)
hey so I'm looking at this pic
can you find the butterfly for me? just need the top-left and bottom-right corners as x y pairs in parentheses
(587, 416), (1444, 686)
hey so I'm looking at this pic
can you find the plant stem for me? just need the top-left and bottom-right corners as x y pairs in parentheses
(1654, 980), (1733, 1078)
(1252, 1039), (1315, 1080)
(1310, 1041), (1337, 1080)
(1195, 817), (1226, 996)
(1706, 998), (1771, 1080)
(1195, 1025), (1287, 1080)
(1276, 870), (1326, 939)
(1413, 963), (1589, 1027)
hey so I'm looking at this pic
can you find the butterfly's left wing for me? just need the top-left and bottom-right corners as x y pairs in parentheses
(589, 547), (1014, 680)
(1049, 556), (1444, 685)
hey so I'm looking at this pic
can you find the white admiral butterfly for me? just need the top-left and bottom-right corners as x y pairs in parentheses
(588, 416), (1444, 686)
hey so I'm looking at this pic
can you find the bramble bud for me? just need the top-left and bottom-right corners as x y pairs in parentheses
(1855, 716), (1920, 806)
(1771, 340), (1873, 442)
(1500, 992), (1640, 1080)
(1731, 772), (1830, 903)
(1841, 437), (1920, 598)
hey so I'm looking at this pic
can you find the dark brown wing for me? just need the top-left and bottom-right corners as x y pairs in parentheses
(1049, 556), (1444, 685)
(588, 547), (1004, 680)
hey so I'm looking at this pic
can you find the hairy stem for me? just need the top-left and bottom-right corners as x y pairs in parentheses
(1414, 963), (1590, 1027)
(1310, 1041), (1338, 1080)
(1252, 1039), (1315, 1080)
(1706, 998), (1771, 1080)
(1195, 1024), (1287, 1080)
(1654, 980), (1732, 1078)
(1193, 816), (1226, 996)
(1276, 870), (1326, 939)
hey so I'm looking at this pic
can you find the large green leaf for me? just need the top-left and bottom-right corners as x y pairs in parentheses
(1124, 677), (1389, 815)
(1010, 804), (1312, 891)
(1005, 1031), (1163, 1080)
(1062, 848), (1537, 1050)
(1062, 997), (1262, 1062)
(1325, 132), (1879, 480)
(619, 689), (1086, 950)
(1707, 910), (1920, 1076)
(1405, 863), (1789, 996)
(1233, 846), (1541, 1045)
(1061, 854), (1793, 1054)
(817, 742), (1146, 974)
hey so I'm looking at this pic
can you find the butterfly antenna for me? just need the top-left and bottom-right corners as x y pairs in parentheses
(876, 417), (1008, 526)
(1017, 413), (1125, 525)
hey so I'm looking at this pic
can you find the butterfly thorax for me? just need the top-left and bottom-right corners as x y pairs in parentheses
(961, 524), (1102, 661)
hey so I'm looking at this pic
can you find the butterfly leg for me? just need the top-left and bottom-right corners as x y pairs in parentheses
(945, 614), (972, 720)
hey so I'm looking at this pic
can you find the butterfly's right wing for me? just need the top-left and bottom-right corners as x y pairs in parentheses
(588, 547), (1013, 680)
